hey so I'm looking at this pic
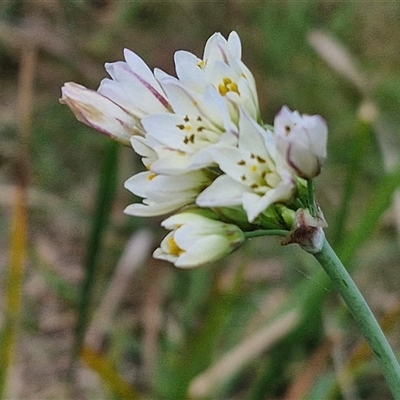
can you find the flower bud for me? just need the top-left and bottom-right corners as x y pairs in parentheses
(275, 106), (328, 179)
(153, 211), (245, 268)
(60, 82), (141, 145)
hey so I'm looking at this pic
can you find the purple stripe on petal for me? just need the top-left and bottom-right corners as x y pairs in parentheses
(119, 64), (171, 111)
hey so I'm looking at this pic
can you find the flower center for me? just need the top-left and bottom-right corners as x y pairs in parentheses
(237, 153), (279, 194)
(218, 77), (240, 96)
(175, 115), (219, 150)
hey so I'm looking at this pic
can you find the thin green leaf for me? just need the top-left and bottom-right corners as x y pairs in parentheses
(71, 141), (119, 368)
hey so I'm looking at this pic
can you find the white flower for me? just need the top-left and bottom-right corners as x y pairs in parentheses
(162, 31), (260, 122)
(60, 82), (141, 145)
(274, 106), (328, 179)
(61, 32), (329, 250)
(125, 133), (215, 217)
(196, 109), (296, 223)
(140, 102), (237, 174)
(153, 212), (245, 268)
(124, 168), (211, 217)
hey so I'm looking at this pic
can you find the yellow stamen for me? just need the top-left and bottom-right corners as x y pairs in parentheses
(218, 77), (240, 96)
(197, 60), (207, 69)
(168, 236), (184, 256)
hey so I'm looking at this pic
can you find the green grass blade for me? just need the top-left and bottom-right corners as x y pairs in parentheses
(71, 140), (120, 367)
(332, 119), (375, 247)
(337, 163), (400, 265)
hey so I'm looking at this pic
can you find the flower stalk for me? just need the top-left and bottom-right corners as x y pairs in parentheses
(307, 179), (317, 218)
(313, 239), (400, 398)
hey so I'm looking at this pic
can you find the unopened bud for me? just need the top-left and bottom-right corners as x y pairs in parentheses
(275, 106), (328, 179)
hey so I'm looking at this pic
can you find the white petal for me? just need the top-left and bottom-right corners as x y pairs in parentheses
(123, 49), (165, 94)
(124, 198), (189, 216)
(158, 77), (226, 130)
(238, 108), (269, 154)
(286, 140), (320, 178)
(242, 178), (295, 222)
(227, 31), (242, 60)
(102, 61), (169, 116)
(175, 235), (229, 268)
(161, 212), (206, 229)
(97, 78), (137, 114)
(153, 247), (178, 264)
(303, 115), (328, 159)
(274, 106), (302, 137)
(174, 50), (205, 83)
(150, 151), (193, 174)
(204, 146), (247, 183)
(148, 171), (208, 193)
(124, 172), (151, 198)
(241, 192), (264, 223)
(153, 68), (173, 82)
(130, 136), (157, 161)
(203, 32), (234, 67)
(196, 175), (247, 207)
(237, 78), (259, 120)
(142, 113), (196, 150)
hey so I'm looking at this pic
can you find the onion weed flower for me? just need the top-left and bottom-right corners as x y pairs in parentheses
(61, 31), (328, 251)
(153, 211), (245, 268)
(60, 31), (328, 252)
(61, 31), (400, 397)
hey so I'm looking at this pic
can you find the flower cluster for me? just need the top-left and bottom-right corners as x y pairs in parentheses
(61, 32), (328, 267)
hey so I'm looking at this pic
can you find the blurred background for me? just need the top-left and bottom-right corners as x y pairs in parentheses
(1, 1), (400, 399)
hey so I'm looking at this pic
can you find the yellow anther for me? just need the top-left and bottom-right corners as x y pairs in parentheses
(218, 77), (240, 96)
(197, 60), (207, 69)
(168, 236), (184, 256)
(218, 84), (228, 96)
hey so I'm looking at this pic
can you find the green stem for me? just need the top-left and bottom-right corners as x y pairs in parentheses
(245, 229), (288, 239)
(313, 239), (400, 398)
(307, 179), (317, 217)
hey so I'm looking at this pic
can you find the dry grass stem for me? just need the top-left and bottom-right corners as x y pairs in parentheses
(188, 310), (300, 398)
(85, 230), (154, 351)
(308, 30), (366, 94)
